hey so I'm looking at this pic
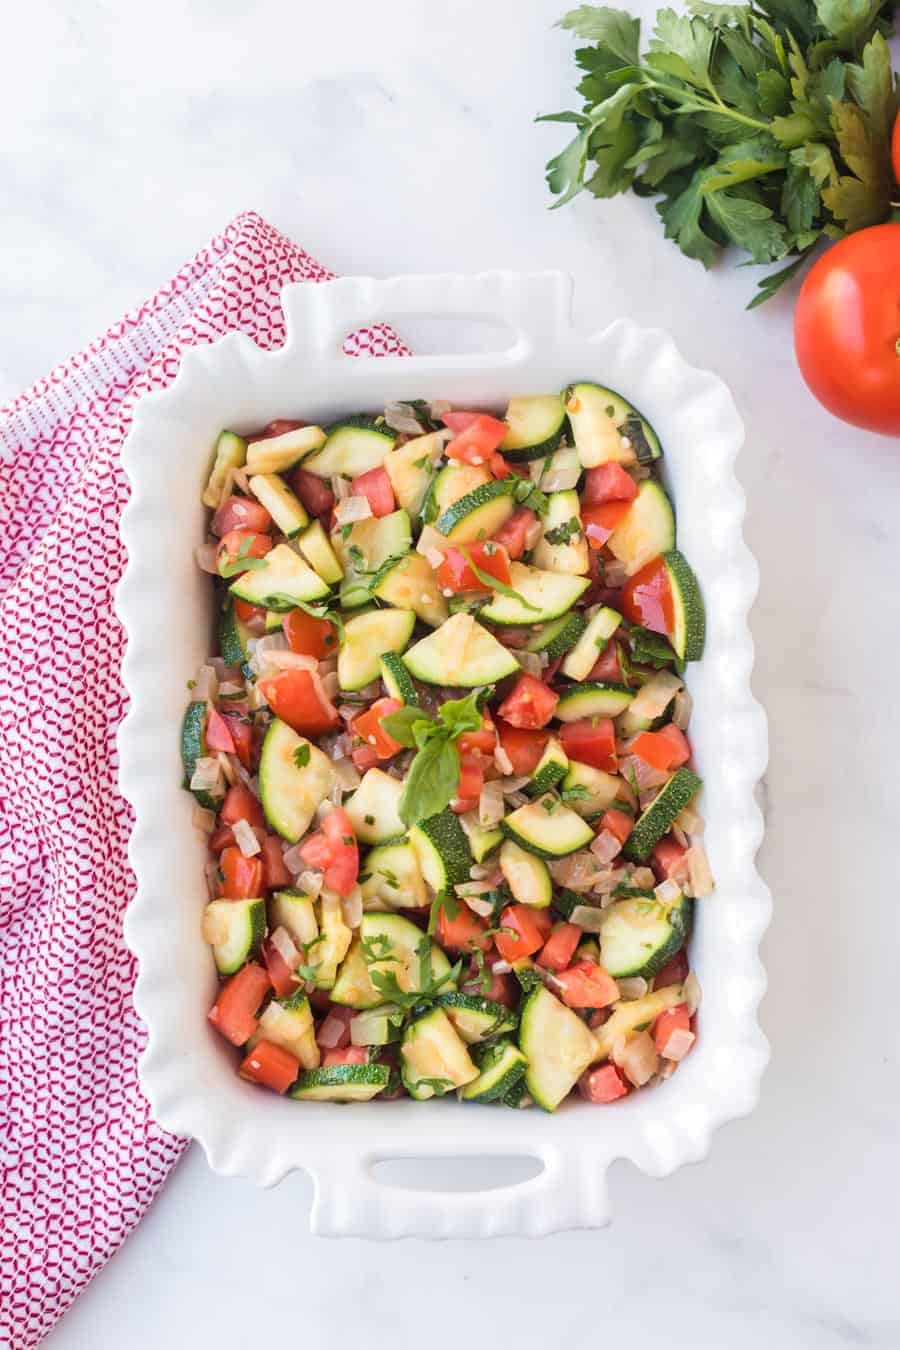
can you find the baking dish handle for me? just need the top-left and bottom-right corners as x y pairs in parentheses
(308, 1144), (611, 1239)
(281, 271), (575, 367)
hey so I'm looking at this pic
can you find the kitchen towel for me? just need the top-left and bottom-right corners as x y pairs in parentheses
(0, 211), (407, 1349)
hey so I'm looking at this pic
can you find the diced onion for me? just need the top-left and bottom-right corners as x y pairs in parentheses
(317, 1009), (349, 1049)
(191, 665), (219, 704)
(233, 818), (262, 858)
(462, 895), (496, 919)
(493, 744), (514, 776)
(549, 851), (600, 892)
(469, 860), (502, 882)
(614, 1030), (659, 1086)
(384, 401), (426, 435)
(341, 887), (363, 929)
(491, 959), (512, 975)
(626, 671), (682, 724)
(500, 775), (530, 795)
(192, 804), (217, 834)
(423, 547), (445, 571)
(672, 688), (693, 731)
(333, 494), (372, 528)
(195, 541), (220, 574)
(590, 829), (622, 864)
(330, 475), (352, 501)
(271, 925), (299, 967)
(218, 680), (245, 699)
(456, 877), (501, 898)
(684, 971), (702, 1014)
(429, 399), (451, 419)
(216, 751), (238, 786)
(686, 843), (714, 898)
(523, 516), (544, 550)
(630, 866), (656, 890)
(674, 803), (704, 836)
(416, 525), (449, 559)
(504, 791), (529, 810)
(516, 650), (543, 679)
(332, 758), (361, 791)
(569, 904), (605, 933)
(297, 869), (323, 898)
(616, 977), (648, 1001)
(281, 842), (307, 874)
(621, 754), (669, 793)
(190, 756), (224, 794)
(478, 780), (505, 828)
(660, 1027), (695, 1062)
(654, 878), (682, 905)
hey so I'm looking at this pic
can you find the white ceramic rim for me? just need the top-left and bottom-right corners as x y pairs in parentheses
(117, 271), (771, 1238)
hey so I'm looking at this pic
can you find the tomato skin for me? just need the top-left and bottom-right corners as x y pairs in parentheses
(556, 960), (619, 1010)
(436, 542), (511, 593)
(588, 640), (622, 683)
(582, 463), (638, 505)
(492, 507), (536, 561)
(654, 1003), (691, 1054)
(537, 922), (583, 973)
(350, 466), (395, 518)
(463, 964), (517, 1007)
(220, 713), (254, 769)
(451, 755), (484, 812)
(436, 904), (490, 952)
(559, 718), (617, 773)
(219, 847), (264, 899)
(494, 904), (552, 962)
(239, 1039), (300, 1094)
(582, 501), (630, 549)
(496, 721), (548, 776)
(653, 949), (690, 988)
(580, 1064), (629, 1103)
(299, 807), (358, 897)
(442, 412), (508, 464)
(794, 223), (900, 435)
(208, 963), (271, 1046)
(600, 807), (633, 846)
(490, 452), (513, 478)
(351, 697), (404, 760)
(653, 836), (690, 885)
(289, 466), (335, 517)
(220, 784), (266, 831)
(212, 494), (272, 538)
(216, 530), (273, 576)
(260, 834), (292, 889)
(322, 1046), (370, 1067)
(257, 669), (339, 737)
(233, 598), (267, 625)
(205, 707), (236, 753)
(622, 557), (675, 637)
(283, 608), (338, 659)
(497, 673), (559, 729)
(457, 714), (497, 758)
(261, 936), (300, 998)
(631, 725), (691, 772)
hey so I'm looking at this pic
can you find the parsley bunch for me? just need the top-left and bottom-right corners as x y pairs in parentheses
(541, 1), (899, 305)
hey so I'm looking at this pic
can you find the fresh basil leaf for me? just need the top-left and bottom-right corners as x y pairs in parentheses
(437, 690), (484, 738)
(381, 705), (435, 748)
(459, 547), (541, 613)
(399, 737), (460, 826)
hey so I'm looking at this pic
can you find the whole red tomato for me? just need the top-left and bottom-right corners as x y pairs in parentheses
(794, 223), (900, 435)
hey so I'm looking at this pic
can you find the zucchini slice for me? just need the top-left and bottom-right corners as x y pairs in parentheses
(181, 702), (218, 810)
(338, 607), (416, 691)
(360, 841), (428, 909)
(268, 889), (318, 947)
(202, 897), (265, 973)
(664, 550), (706, 662)
(531, 489), (589, 576)
(434, 993), (519, 1044)
(429, 463), (491, 523)
(379, 651), (419, 706)
(229, 543), (330, 610)
(384, 430), (445, 518)
(218, 597), (253, 675)
(461, 1038), (528, 1102)
(245, 425), (326, 475)
(371, 551), (448, 628)
(344, 768), (406, 844)
(607, 481), (675, 577)
(313, 891), (353, 989)
(560, 761), (621, 817)
(527, 736), (569, 797)
(253, 993), (320, 1070)
(623, 768), (703, 861)
(290, 1063), (390, 1102)
(360, 912), (455, 998)
(248, 473), (309, 538)
(459, 813), (504, 862)
(401, 1007), (478, 1099)
(525, 611), (587, 662)
(592, 984), (685, 1062)
(499, 839), (553, 907)
(202, 430), (247, 508)
(519, 985), (596, 1112)
(301, 415), (396, 478)
(480, 563), (590, 626)
(560, 606), (622, 682)
(499, 394), (567, 463)
(555, 682), (633, 720)
(402, 612), (519, 686)
(409, 809), (473, 892)
(566, 383), (662, 469)
(598, 892), (693, 978)
(258, 719), (335, 843)
(435, 479), (516, 543)
(501, 795), (594, 859)
(330, 936), (382, 1009)
(296, 519), (344, 584)
(334, 509), (413, 608)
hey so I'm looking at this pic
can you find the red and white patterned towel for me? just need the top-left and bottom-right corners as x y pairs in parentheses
(0, 212), (407, 1350)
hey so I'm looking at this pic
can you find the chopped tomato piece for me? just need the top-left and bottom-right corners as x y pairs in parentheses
(582, 463), (638, 505)
(261, 935), (300, 998)
(257, 668), (339, 737)
(537, 922), (583, 972)
(653, 836), (690, 884)
(257, 419), (306, 438)
(556, 960), (619, 1010)
(582, 501), (630, 549)
(219, 847), (264, 900)
(316, 1006), (354, 1050)
(239, 1039), (300, 1094)
(653, 1003), (691, 1054)
(205, 707), (236, 754)
(457, 713), (497, 757)
(631, 725), (691, 772)
(654, 950), (689, 987)
(579, 1064), (629, 1103)
(496, 721), (548, 776)
(233, 597), (267, 624)
(220, 713), (254, 769)
(351, 697), (404, 760)
(260, 834), (292, 889)
(216, 529), (273, 576)
(351, 744), (380, 774)
(492, 507), (536, 561)
(322, 1046), (370, 1067)
(559, 718), (617, 773)
(436, 542), (511, 593)
(622, 556), (675, 637)
(489, 452), (513, 478)
(494, 904), (552, 962)
(220, 784), (266, 831)
(461, 957), (518, 1007)
(284, 608), (338, 659)
(600, 808), (633, 846)
(497, 673), (559, 729)
(436, 903), (490, 953)
(587, 640), (623, 683)
(289, 466), (335, 518)
(350, 465), (395, 517)
(442, 411), (508, 465)
(208, 963), (271, 1046)
(452, 755), (484, 812)
(208, 824), (235, 854)
(212, 494), (272, 538)
(299, 807), (359, 897)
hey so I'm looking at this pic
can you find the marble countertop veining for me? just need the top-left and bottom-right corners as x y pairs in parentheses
(6, 1), (900, 1346)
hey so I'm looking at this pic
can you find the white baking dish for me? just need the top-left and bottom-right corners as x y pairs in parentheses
(117, 271), (770, 1237)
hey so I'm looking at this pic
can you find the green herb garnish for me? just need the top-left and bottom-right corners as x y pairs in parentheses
(293, 743), (311, 769)
(381, 691), (485, 826)
(459, 546), (540, 613)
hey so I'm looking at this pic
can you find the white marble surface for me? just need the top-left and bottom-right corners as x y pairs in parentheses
(6, 0), (899, 1345)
